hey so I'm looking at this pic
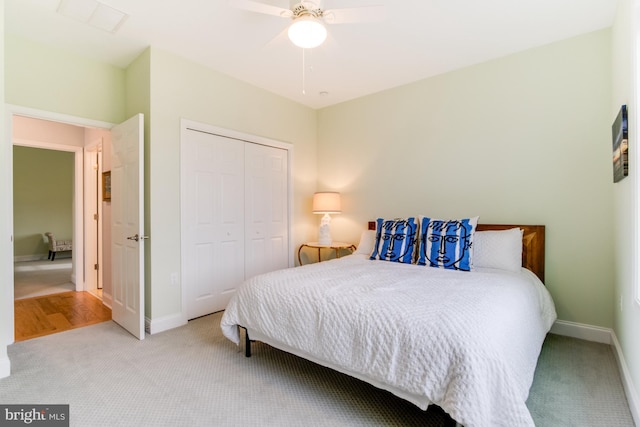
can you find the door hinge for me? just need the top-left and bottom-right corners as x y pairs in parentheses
(94, 264), (99, 271)
(94, 213), (99, 220)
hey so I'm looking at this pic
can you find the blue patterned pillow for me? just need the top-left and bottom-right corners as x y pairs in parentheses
(417, 217), (478, 271)
(370, 218), (418, 264)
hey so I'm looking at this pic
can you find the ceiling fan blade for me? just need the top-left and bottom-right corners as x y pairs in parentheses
(262, 25), (290, 50)
(323, 5), (385, 24)
(229, 0), (292, 18)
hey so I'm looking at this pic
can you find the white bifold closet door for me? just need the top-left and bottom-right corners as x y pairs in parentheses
(244, 143), (289, 279)
(183, 129), (288, 320)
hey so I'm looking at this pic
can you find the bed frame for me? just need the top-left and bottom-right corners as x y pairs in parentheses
(367, 221), (545, 283)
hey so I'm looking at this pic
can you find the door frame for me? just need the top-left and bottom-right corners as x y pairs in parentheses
(4, 104), (114, 344)
(83, 142), (103, 298)
(179, 119), (294, 323)
(12, 138), (83, 286)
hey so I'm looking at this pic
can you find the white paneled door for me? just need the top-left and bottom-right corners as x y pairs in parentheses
(244, 143), (288, 279)
(111, 114), (145, 340)
(182, 127), (290, 320)
(183, 129), (245, 319)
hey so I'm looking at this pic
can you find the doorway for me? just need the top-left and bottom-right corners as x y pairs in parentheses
(8, 106), (114, 341)
(84, 144), (103, 299)
(13, 144), (75, 300)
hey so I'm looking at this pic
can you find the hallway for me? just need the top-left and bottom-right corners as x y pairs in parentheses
(14, 258), (74, 300)
(14, 259), (111, 341)
(14, 291), (111, 341)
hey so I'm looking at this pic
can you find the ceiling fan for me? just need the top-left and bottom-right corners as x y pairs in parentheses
(229, 0), (385, 49)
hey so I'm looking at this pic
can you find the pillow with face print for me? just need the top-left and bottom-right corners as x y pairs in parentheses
(370, 218), (418, 264)
(417, 216), (478, 271)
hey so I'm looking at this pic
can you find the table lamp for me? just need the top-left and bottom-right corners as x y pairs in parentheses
(312, 192), (341, 245)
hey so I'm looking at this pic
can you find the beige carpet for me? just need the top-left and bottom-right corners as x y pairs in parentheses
(14, 259), (75, 299)
(0, 312), (635, 427)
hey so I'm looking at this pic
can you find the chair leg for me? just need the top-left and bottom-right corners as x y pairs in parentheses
(51, 252), (56, 261)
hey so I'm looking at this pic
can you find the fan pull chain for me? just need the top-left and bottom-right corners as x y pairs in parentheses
(301, 49), (315, 96)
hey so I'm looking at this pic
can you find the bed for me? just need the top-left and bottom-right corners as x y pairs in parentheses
(220, 221), (556, 427)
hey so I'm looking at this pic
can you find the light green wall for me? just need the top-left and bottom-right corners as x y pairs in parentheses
(13, 146), (73, 257)
(612, 0), (640, 412)
(318, 29), (614, 328)
(145, 48), (318, 320)
(5, 34), (126, 123)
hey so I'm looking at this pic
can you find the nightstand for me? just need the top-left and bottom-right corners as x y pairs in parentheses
(298, 242), (356, 265)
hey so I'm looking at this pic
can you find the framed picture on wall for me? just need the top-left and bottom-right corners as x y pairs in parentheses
(612, 104), (628, 183)
(102, 171), (111, 201)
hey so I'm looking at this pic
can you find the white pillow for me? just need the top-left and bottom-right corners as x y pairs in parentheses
(354, 230), (376, 256)
(473, 228), (523, 273)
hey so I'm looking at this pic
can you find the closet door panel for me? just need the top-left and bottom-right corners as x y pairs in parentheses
(245, 143), (288, 280)
(212, 138), (245, 314)
(184, 130), (244, 319)
(267, 151), (288, 271)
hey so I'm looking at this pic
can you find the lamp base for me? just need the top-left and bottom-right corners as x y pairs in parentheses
(318, 236), (332, 246)
(317, 214), (332, 245)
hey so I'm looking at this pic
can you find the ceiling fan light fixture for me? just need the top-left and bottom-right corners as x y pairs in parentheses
(288, 16), (327, 49)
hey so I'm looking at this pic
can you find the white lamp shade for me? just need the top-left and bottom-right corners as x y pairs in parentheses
(312, 192), (341, 214)
(288, 16), (327, 49)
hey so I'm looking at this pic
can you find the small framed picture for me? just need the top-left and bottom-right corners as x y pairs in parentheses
(102, 171), (111, 201)
(612, 105), (628, 183)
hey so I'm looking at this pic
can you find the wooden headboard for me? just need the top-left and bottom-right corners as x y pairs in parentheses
(367, 221), (545, 283)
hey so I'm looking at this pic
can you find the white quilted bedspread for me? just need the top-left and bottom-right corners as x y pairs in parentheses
(220, 254), (556, 427)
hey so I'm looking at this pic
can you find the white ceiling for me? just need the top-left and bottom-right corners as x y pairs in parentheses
(6, 0), (619, 109)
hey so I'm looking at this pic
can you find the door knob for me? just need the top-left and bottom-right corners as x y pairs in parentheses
(126, 234), (149, 242)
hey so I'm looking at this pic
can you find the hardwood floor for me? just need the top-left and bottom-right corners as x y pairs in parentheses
(14, 291), (112, 342)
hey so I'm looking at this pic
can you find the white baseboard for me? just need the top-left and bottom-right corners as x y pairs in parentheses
(611, 333), (640, 426)
(13, 254), (72, 262)
(550, 319), (612, 344)
(101, 293), (112, 310)
(13, 255), (47, 262)
(551, 319), (639, 425)
(145, 313), (187, 335)
(0, 355), (10, 379)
